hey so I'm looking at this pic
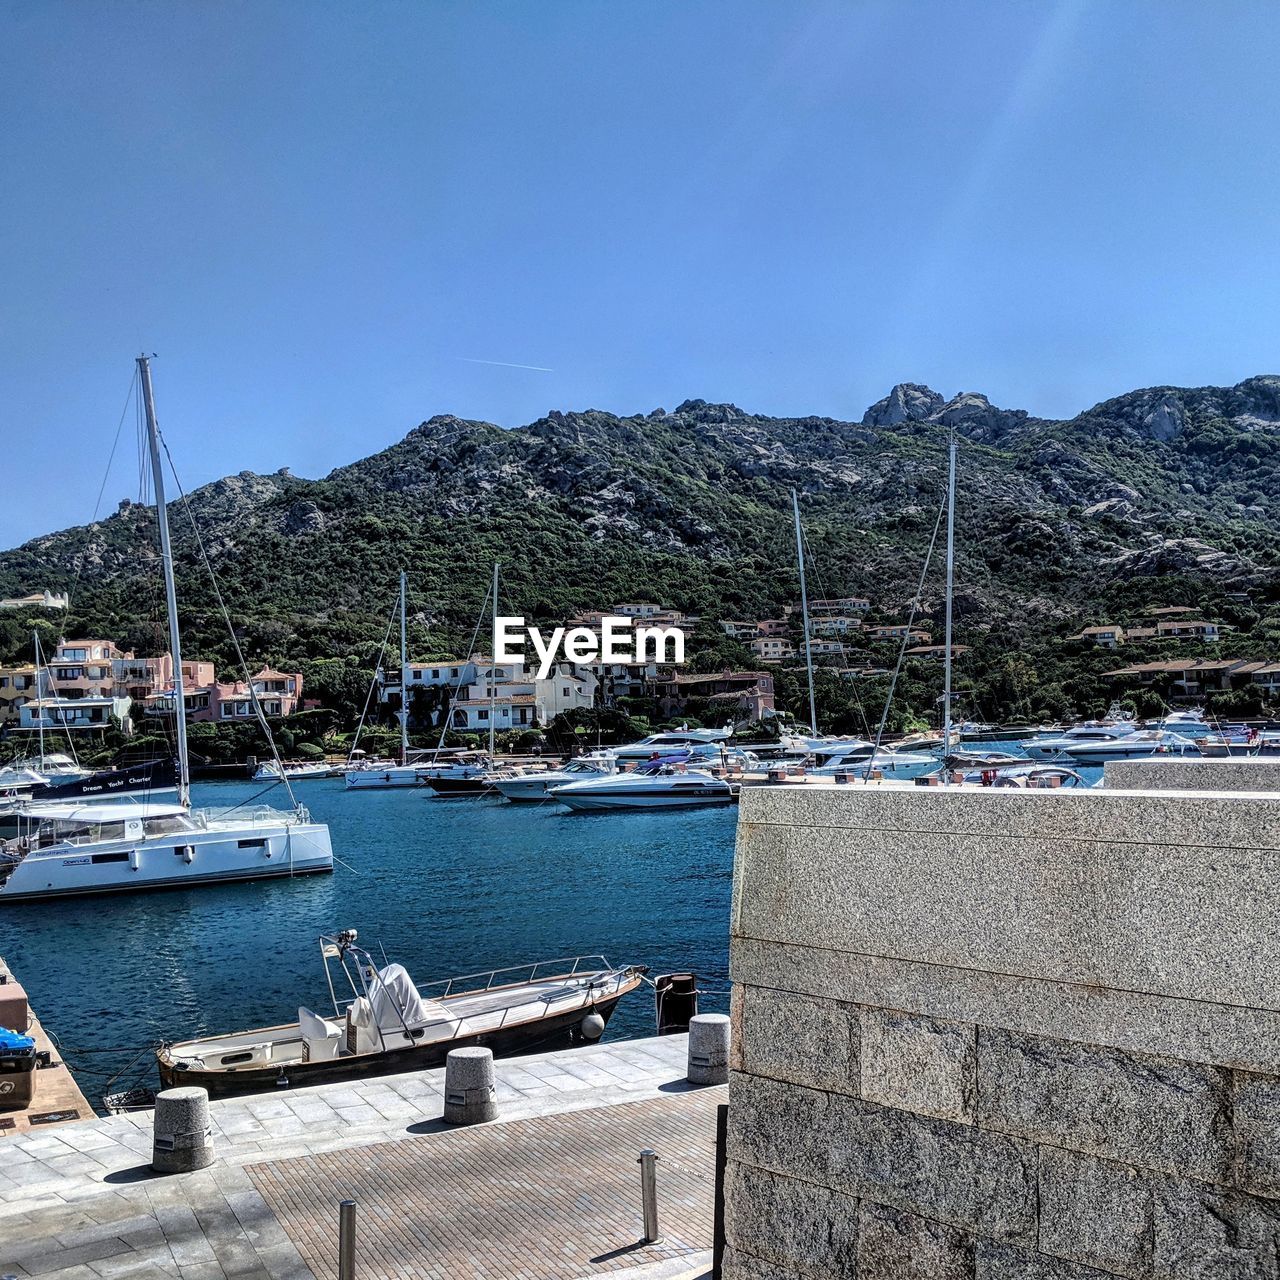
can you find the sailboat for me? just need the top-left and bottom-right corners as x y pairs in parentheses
(0, 357), (333, 903)
(786, 491), (933, 781)
(426, 562), (504, 796)
(345, 572), (428, 789)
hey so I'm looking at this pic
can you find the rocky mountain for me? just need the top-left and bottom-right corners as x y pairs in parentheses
(1, 376), (1277, 680)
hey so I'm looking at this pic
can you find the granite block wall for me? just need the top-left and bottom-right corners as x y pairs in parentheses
(724, 783), (1280, 1278)
(1105, 757), (1280, 793)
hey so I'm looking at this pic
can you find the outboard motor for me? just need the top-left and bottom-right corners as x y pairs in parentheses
(654, 972), (699, 1035)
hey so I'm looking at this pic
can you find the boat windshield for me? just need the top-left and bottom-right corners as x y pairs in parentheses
(144, 813), (199, 835)
(36, 819), (128, 848)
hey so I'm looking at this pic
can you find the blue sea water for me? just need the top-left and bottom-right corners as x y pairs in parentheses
(0, 781), (737, 1105)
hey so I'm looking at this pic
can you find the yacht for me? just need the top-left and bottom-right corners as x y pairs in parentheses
(1023, 723), (1140, 762)
(492, 756), (618, 802)
(0, 799), (331, 902)
(1058, 729), (1202, 766)
(806, 740), (939, 780)
(0, 757), (178, 840)
(609, 728), (732, 762)
(0, 356), (334, 902)
(1144, 709), (1216, 738)
(156, 930), (647, 1097)
(550, 755), (735, 811)
(0, 753), (91, 788)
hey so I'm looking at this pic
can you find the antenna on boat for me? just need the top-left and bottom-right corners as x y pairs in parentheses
(942, 424), (957, 782)
(489, 562), (499, 760)
(138, 355), (191, 808)
(398, 569), (409, 768)
(791, 490), (818, 737)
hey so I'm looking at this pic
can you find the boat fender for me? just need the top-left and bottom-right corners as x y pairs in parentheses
(129, 850), (140, 872)
(581, 1011), (605, 1041)
(182, 846), (194, 864)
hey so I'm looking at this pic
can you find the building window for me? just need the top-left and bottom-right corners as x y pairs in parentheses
(478, 710), (488, 721)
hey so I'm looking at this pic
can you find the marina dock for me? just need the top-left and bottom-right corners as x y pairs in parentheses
(0, 1032), (719, 1279)
(0, 955), (93, 1138)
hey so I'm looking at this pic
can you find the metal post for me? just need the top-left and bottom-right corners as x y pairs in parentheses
(338, 1198), (356, 1280)
(399, 569), (409, 766)
(638, 1149), (661, 1243)
(712, 1103), (728, 1278)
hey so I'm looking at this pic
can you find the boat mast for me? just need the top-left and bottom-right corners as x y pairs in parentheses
(942, 425), (957, 775)
(138, 355), (191, 807)
(398, 569), (409, 767)
(791, 490), (818, 736)
(32, 630), (45, 768)
(489, 562), (499, 759)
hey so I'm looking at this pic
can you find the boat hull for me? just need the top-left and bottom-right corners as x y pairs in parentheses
(0, 822), (333, 903)
(426, 776), (495, 796)
(345, 767), (422, 789)
(157, 992), (629, 1098)
(551, 784), (734, 811)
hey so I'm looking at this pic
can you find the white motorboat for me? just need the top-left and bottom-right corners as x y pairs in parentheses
(492, 757), (618, 802)
(1143, 709), (1216, 738)
(610, 728), (731, 762)
(344, 761), (423, 789)
(0, 800), (332, 902)
(0, 753), (91, 788)
(806, 740), (939, 780)
(1059, 730), (1202, 766)
(1023, 723), (1140, 762)
(253, 760), (336, 781)
(550, 758), (735, 811)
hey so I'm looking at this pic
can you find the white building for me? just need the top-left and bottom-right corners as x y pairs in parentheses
(19, 694), (132, 732)
(448, 660), (597, 732)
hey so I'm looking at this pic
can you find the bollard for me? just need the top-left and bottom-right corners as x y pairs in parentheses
(638, 1149), (661, 1243)
(687, 1013), (731, 1085)
(338, 1199), (356, 1280)
(151, 1086), (214, 1173)
(443, 1046), (498, 1124)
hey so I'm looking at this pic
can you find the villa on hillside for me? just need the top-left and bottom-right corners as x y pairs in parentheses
(0, 589), (69, 611)
(653, 670), (775, 722)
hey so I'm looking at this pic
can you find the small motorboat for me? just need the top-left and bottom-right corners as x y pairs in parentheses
(550, 753), (735, 811)
(156, 930), (647, 1097)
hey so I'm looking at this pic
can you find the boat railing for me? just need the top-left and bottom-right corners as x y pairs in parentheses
(420, 954), (616, 999)
(195, 804), (303, 827)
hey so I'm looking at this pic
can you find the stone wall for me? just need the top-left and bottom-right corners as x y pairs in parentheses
(1105, 756), (1280, 793)
(724, 784), (1280, 1278)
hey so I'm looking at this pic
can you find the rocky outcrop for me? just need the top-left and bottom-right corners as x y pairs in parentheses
(863, 383), (944, 426)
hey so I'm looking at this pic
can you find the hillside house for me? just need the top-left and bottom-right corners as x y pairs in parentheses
(750, 636), (796, 662)
(654, 670), (775, 722)
(1079, 625), (1125, 648)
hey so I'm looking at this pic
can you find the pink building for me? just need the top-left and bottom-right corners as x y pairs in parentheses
(47, 639), (125, 699)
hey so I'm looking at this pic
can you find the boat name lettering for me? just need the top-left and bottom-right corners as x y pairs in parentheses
(61, 857), (91, 867)
(494, 616), (685, 679)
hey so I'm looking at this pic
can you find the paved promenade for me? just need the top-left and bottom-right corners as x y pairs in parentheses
(0, 1033), (720, 1280)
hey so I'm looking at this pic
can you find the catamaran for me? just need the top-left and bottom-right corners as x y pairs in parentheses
(0, 357), (332, 903)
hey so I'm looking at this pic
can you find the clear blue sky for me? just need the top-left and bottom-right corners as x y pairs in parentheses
(3, 1), (1278, 548)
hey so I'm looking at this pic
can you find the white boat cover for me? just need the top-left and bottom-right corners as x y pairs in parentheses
(368, 963), (456, 1032)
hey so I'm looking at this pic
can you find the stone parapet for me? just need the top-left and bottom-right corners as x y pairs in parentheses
(725, 783), (1280, 1277)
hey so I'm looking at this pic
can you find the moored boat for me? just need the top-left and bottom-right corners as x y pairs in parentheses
(492, 756), (618, 802)
(550, 755), (735, 811)
(156, 930), (647, 1097)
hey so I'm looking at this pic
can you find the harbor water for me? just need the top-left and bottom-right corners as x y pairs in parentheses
(0, 780), (737, 1107)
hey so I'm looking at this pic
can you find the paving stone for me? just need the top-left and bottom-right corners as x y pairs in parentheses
(979, 1027), (1231, 1182)
(724, 1162), (857, 1278)
(857, 1201), (973, 1279)
(737, 985), (859, 1095)
(1037, 1147), (1154, 1279)
(975, 1240), (1120, 1279)
(861, 1008), (975, 1124)
(1233, 1070), (1280, 1199)
(1153, 1180), (1280, 1278)
(19, 1237), (133, 1276)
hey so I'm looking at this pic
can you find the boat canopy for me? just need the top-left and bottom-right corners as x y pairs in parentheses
(20, 801), (189, 823)
(368, 963), (455, 1031)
